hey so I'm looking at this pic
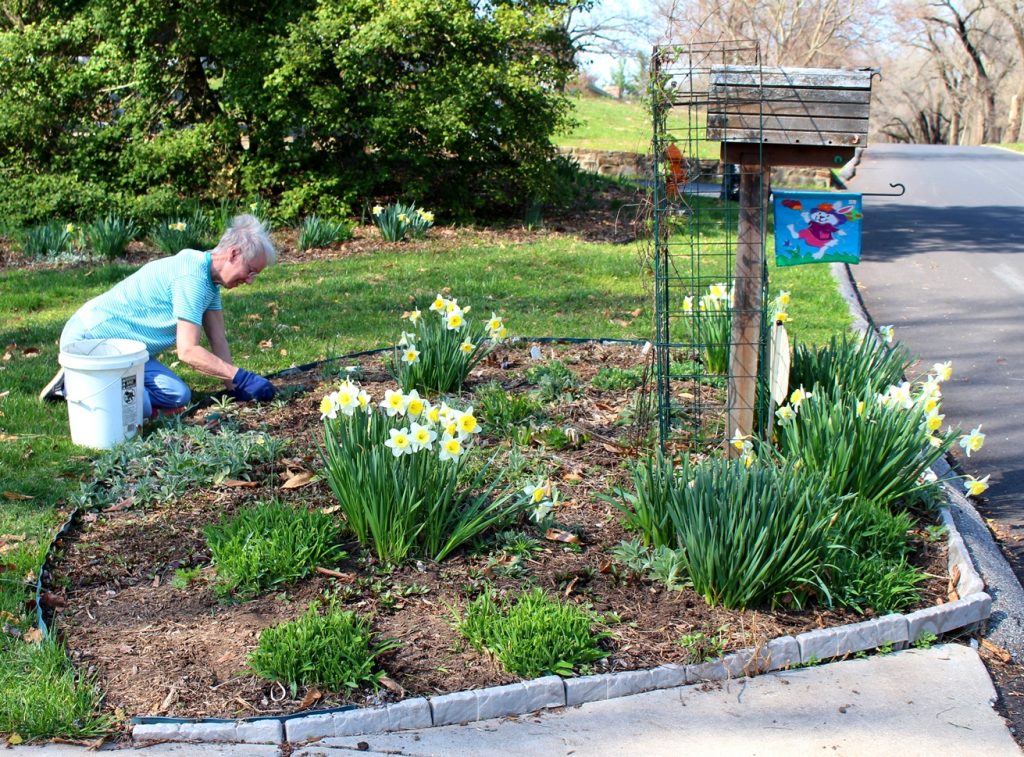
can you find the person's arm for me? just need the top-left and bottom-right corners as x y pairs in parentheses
(201, 309), (234, 381)
(176, 319), (237, 383)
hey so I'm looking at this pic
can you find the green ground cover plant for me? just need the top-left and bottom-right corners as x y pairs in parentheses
(205, 500), (347, 597)
(455, 588), (610, 678)
(248, 599), (398, 697)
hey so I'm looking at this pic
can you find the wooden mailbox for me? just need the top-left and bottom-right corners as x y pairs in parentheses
(702, 65), (874, 448)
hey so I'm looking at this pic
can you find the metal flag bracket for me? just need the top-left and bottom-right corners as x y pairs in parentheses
(860, 182), (906, 198)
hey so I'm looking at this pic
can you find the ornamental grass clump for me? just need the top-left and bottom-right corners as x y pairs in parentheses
(204, 500), (347, 597)
(612, 454), (841, 610)
(248, 599), (398, 697)
(319, 379), (522, 563)
(389, 293), (508, 394)
(298, 214), (354, 250)
(150, 207), (213, 254)
(456, 588), (610, 678)
(372, 202), (434, 242)
(19, 221), (76, 257)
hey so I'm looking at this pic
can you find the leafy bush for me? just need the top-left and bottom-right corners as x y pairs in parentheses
(611, 455), (842, 609)
(205, 501), (347, 597)
(456, 588), (610, 677)
(774, 383), (957, 509)
(389, 294), (507, 394)
(83, 213), (139, 259)
(790, 332), (908, 396)
(298, 215), (354, 251)
(320, 380), (522, 563)
(248, 599), (398, 697)
(18, 221), (76, 258)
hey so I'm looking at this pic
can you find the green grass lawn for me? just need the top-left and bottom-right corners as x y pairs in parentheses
(555, 95), (720, 159)
(997, 143), (1024, 153)
(0, 221), (849, 739)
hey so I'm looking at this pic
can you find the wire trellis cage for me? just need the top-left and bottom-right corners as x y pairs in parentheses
(649, 41), (774, 452)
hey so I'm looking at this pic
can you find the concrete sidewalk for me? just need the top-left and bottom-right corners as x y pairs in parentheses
(12, 644), (1019, 756)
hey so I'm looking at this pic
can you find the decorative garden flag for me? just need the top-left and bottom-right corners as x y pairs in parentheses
(773, 190), (863, 266)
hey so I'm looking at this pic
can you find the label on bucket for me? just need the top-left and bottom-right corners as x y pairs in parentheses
(122, 375), (139, 432)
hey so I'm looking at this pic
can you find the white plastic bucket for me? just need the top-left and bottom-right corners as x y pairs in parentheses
(59, 338), (149, 449)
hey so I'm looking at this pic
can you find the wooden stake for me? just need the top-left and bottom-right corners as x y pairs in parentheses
(727, 166), (768, 451)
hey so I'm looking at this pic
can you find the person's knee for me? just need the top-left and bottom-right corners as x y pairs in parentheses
(147, 371), (191, 409)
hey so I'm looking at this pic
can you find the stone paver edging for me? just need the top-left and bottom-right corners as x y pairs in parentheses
(132, 502), (992, 746)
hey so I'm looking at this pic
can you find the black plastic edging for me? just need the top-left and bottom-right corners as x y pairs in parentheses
(35, 506), (84, 638)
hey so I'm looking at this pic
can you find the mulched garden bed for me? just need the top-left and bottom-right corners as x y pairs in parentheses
(48, 340), (950, 724)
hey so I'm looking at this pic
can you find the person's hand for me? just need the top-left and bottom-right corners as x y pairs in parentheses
(231, 368), (275, 402)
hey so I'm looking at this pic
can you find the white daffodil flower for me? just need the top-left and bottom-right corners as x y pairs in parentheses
(963, 474), (990, 496)
(405, 390), (426, 419)
(438, 434), (464, 462)
(933, 361), (953, 382)
(402, 346), (420, 364)
(523, 480), (548, 504)
(409, 422), (437, 452)
(319, 393), (339, 421)
(381, 388), (407, 417)
(456, 407), (480, 438)
(384, 427), (413, 457)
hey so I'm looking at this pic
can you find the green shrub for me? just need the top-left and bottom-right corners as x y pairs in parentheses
(248, 599), (398, 697)
(456, 588), (609, 677)
(790, 332), (908, 396)
(298, 215), (354, 251)
(774, 383), (957, 509)
(320, 381), (522, 563)
(205, 500), (347, 597)
(83, 213), (139, 259)
(611, 454), (842, 609)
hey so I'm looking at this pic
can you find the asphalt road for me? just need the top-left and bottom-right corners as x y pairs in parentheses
(847, 143), (1024, 654)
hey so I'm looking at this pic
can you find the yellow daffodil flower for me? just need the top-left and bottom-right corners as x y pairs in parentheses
(170, 221), (187, 231)
(710, 283), (728, 300)
(460, 339), (474, 354)
(384, 427), (412, 457)
(430, 295), (446, 312)
(446, 312), (464, 330)
(456, 408), (480, 437)
(398, 213), (409, 223)
(357, 389), (371, 409)
(925, 410), (944, 432)
(683, 296), (693, 313)
(856, 400), (866, 416)
(777, 290), (791, 306)
(373, 204), (384, 216)
(789, 386), (812, 408)
(439, 435), (464, 462)
(933, 361), (953, 382)
(402, 347), (420, 364)
(426, 404), (442, 424)
(65, 223), (76, 234)
(418, 209), (434, 223)
(403, 309), (421, 324)
(959, 425), (985, 457)
(409, 422), (437, 451)
(523, 481), (548, 504)
(963, 474), (990, 496)
(776, 312), (790, 323)
(405, 390), (425, 418)
(776, 405), (796, 423)
(381, 388), (406, 417)
(319, 394), (338, 420)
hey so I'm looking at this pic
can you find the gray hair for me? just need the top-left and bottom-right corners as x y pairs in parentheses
(217, 214), (277, 266)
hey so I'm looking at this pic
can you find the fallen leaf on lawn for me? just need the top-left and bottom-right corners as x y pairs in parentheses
(0, 434), (18, 442)
(320, 505), (341, 515)
(22, 347), (40, 358)
(0, 534), (27, 554)
(259, 339), (273, 349)
(279, 349), (288, 357)
(379, 676), (405, 696)
(220, 479), (258, 488)
(630, 308), (643, 317)
(281, 470), (316, 489)
(562, 472), (583, 483)
(23, 627), (43, 643)
(2, 491), (33, 501)
(297, 689), (322, 711)
(7, 734), (23, 745)
(0, 563), (16, 573)
(0, 611), (17, 622)
(601, 443), (627, 455)
(608, 319), (630, 327)
(0, 390), (10, 399)
(545, 528), (581, 545)
(247, 313), (263, 321)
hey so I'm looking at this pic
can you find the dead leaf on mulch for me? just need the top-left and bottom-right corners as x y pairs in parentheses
(220, 479), (258, 489)
(545, 528), (581, 545)
(281, 470), (316, 489)
(981, 638), (1013, 664)
(379, 676), (405, 696)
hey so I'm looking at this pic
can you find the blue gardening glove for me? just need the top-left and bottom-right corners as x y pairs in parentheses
(231, 368), (275, 402)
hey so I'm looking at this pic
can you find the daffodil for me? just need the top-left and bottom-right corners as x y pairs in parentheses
(933, 361), (953, 382)
(250, 202), (259, 212)
(373, 204), (384, 216)
(426, 403), (442, 424)
(531, 500), (554, 522)
(878, 324), (895, 344)
(709, 283), (728, 300)
(730, 429), (751, 452)
(925, 409), (944, 432)
(65, 223), (76, 234)
(356, 389), (371, 409)
(438, 434), (464, 462)
(775, 312), (790, 323)
(381, 388), (406, 417)
(402, 346), (420, 364)
(495, 326), (508, 341)
(487, 313), (503, 332)
(856, 400), (866, 416)
(336, 381), (360, 415)
(460, 339), (475, 354)
(789, 386), (812, 408)
(683, 296), (693, 313)
(384, 427), (413, 457)
(523, 480), (548, 504)
(887, 381), (913, 410)
(959, 425), (985, 457)
(418, 209), (434, 223)
(405, 390), (425, 418)
(446, 311), (464, 330)
(430, 294), (447, 312)
(170, 221), (187, 232)
(319, 393), (338, 420)
(403, 309), (421, 324)
(775, 405), (796, 423)
(777, 290), (791, 306)
(456, 407), (480, 438)
(398, 213), (409, 223)
(409, 422), (437, 452)
(963, 474), (990, 496)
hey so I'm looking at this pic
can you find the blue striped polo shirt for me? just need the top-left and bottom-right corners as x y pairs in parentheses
(67, 249), (222, 357)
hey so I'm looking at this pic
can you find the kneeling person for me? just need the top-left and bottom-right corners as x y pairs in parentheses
(41, 214), (276, 415)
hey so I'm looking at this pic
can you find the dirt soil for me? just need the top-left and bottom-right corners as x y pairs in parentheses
(46, 340), (952, 727)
